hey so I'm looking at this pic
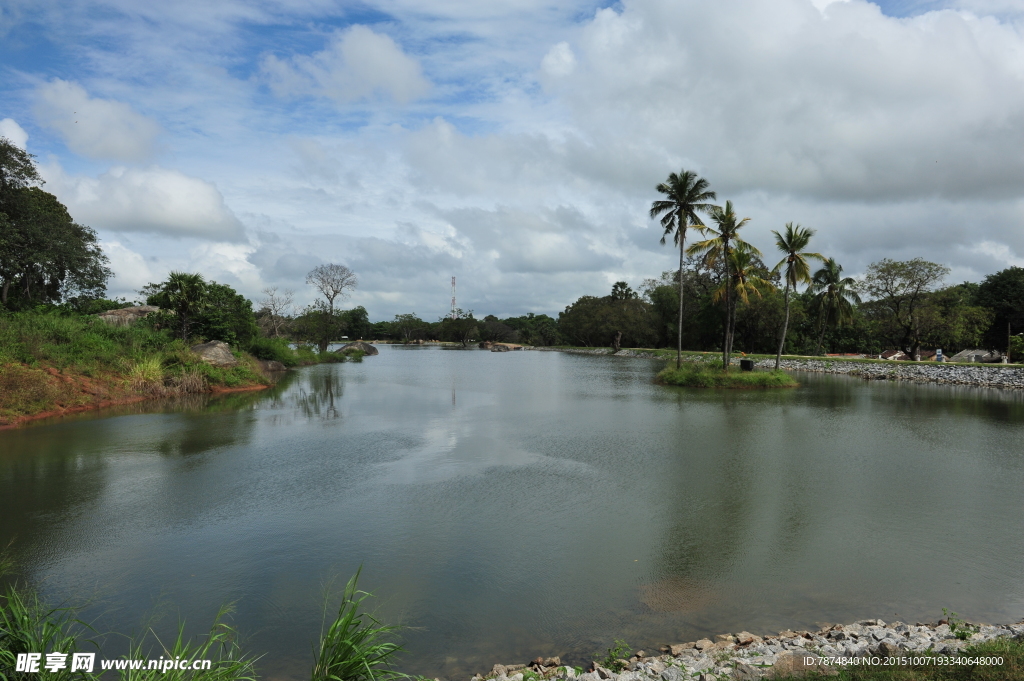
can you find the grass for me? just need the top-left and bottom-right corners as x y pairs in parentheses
(0, 556), (414, 681)
(656, 360), (798, 388)
(0, 311), (374, 425)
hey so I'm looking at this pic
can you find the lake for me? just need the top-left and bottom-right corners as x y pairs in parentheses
(2, 345), (1024, 679)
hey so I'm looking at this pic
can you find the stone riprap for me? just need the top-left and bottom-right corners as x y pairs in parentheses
(528, 348), (1024, 390)
(471, 619), (1024, 681)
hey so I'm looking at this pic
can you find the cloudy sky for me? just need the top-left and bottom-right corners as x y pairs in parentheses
(2, 0), (1023, 320)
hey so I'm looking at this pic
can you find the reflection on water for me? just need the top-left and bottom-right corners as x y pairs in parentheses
(2, 349), (1024, 680)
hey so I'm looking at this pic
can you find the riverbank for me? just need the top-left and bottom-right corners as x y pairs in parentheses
(530, 347), (1024, 390)
(0, 312), (367, 428)
(473, 617), (1024, 681)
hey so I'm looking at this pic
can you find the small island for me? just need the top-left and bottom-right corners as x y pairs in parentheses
(656, 361), (798, 388)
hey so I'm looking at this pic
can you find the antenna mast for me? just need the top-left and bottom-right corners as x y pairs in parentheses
(451, 276), (457, 319)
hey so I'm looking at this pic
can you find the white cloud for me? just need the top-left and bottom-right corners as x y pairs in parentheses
(261, 25), (431, 105)
(541, 42), (577, 78)
(34, 79), (161, 162)
(42, 164), (246, 241)
(0, 118), (28, 149)
(103, 241), (156, 296)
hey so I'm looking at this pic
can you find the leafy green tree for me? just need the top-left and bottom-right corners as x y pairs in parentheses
(650, 169), (717, 368)
(437, 309), (478, 347)
(861, 258), (948, 358)
(293, 302), (346, 353)
(810, 259), (861, 355)
(688, 200), (760, 369)
(197, 282), (259, 347)
(975, 266), (1024, 358)
(558, 284), (657, 349)
(771, 223), (823, 368)
(502, 313), (559, 346)
(480, 315), (518, 343)
(389, 313), (427, 342)
(340, 306), (371, 340)
(145, 272), (209, 341)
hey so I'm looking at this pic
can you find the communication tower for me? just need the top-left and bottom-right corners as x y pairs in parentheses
(451, 276), (457, 319)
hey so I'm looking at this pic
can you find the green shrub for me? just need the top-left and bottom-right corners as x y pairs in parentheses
(249, 337), (299, 367)
(657, 361), (798, 388)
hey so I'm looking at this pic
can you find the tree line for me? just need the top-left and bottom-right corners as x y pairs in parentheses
(1, 140), (1021, 362)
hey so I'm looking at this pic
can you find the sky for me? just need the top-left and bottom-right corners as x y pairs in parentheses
(1, 0), (1023, 321)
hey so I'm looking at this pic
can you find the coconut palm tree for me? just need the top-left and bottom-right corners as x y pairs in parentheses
(771, 223), (823, 369)
(650, 170), (717, 368)
(687, 201), (760, 369)
(809, 259), (860, 356)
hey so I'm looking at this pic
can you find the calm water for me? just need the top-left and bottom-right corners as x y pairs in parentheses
(3, 346), (1024, 678)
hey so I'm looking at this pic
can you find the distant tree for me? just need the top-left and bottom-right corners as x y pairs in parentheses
(558, 284), (657, 349)
(306, 263), (357, 317)
(976, 266), (1024, 358)
(650, 169), (717, 368)
(502, 313), (559, 346)
(257, 287), (294, 338)
(145, 272), (209, 341)
(610, 281), (638, 300)
(771, 223), (823, 368)
(481, 315), (518, 343)
(810, 259), (861, 355)
(861, 258), (948, 359)
(391, 313), (427, 342)
(339, 306), (371, 340)
(302, 263), (357, 352)
(437, 309), (478, 347)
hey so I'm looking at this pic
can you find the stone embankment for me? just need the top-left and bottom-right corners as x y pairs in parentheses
(529, 348), (1024, 390)
(754, 357), (1024, 389)
(472, 618), (1024, 681)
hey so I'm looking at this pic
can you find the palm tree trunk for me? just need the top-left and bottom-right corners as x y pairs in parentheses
(676, 233), (685, 369)
(775, 280), (791, 370)
(814, 307), (830, 356)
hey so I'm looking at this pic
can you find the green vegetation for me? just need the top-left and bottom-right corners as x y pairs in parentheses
(0, 559), (413, 681)
(599, 639), (632, 672)
(657, 360), (798, 388)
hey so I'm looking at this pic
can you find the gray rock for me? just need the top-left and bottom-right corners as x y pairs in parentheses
(492, 665), (507, 678)
(659, 666), (683, 681)
(595, 666), (616, 680)
(190, 340), (238, 367)
(97, 305), (161, 326)
(257, 359), (287, 372)
(340, 341), (378, 355)
(731, 663), (763, 680)
(577, 673), (600, 681)
(695, 639), (714, 651)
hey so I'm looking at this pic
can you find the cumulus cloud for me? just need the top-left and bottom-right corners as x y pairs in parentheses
(547, 0), (1024, 202)
(261, 25), (431, 105)
(541, 42), (577, 78)
(0, 118), (28, 149)
(103, 241), (156, 295)
(34, 79), (161, 161)
(42, 164), (246, 241)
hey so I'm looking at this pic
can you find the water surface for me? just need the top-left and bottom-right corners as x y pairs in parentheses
(2, 346), (1024, 678)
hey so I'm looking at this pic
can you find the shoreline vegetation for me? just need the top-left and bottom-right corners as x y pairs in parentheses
(655, 360), (798, 389)
(0, 312), (366, 428)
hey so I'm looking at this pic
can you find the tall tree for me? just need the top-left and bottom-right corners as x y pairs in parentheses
(810, 259), (861, 355)
(861, 258), (948, 359)
(771, 223), (823, 368)
(650, 170), (717, 368)
(975, 266), (1024, 358)
(688, 200), (759, 369)
(304, 263), (357, 352)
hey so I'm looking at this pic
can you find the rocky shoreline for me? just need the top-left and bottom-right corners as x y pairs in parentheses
(471, 618), (1024, 681)
(530, 348), (1024, 390)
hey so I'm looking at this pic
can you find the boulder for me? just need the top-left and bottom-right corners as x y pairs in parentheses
(257, 359), (287, 372)
(340, 341), (379, 355)
(97, 305), (161, 326)
(190, 340), (238, 367)
(491, 344), (512, 352)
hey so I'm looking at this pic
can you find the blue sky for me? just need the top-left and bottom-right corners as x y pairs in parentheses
(2, 0), (1024, 320)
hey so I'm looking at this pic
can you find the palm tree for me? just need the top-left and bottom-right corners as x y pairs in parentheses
(161, 271), (208, 341)
(650, 170), (717, 368)
(809, 259), (860, 356)
(771, 223), (823, 369)
(687, 201), (760, 369)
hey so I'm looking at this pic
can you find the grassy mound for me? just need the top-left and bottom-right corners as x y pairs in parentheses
(657, 360), (798, 389)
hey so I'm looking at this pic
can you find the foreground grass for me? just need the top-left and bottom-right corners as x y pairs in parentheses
(0, 558), (411, 681)
(656, 360), (798, 388)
